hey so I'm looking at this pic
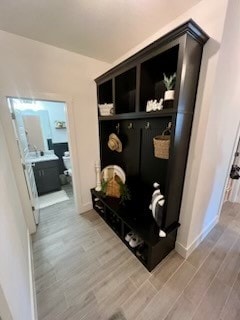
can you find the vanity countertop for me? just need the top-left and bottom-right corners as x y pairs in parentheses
(26, 151), (59, 163)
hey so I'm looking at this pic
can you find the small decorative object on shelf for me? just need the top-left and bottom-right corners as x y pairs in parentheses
(101, 165), (126, 184)
(55, 121), (66, 128)
(95, 160), (102, 191)
(153, 122), (172, 159)
(98, 103), (114, 116)
(100, 165), (130, 204)
(146, 99), (163, 112)
(163, 72), (176, 102)
(106, 174), (121, 198)
(149, 182), (166, 238)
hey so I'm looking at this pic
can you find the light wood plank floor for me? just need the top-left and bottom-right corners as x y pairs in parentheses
(32, 199), (240, 320)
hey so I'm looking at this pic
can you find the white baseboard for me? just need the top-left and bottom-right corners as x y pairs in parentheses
(175, 241), (189, 258)
(175, 215), (219, 259)
(27, 231), (38, 320)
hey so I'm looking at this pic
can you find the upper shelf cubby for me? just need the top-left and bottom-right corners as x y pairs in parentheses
(140, 45), (179, 112)
(98, 79), (113, 104)
(95, 20), (209, 119)
(115, 67), (137, 114)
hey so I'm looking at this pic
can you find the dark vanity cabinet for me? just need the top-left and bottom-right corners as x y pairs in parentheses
(92, 20), (209, 271)
(33, 160), (61, 195)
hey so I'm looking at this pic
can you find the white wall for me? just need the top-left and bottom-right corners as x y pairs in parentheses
(0, 121), (34, 320)
(111, 0), (231, 256)
(0, 30), (109, 213)
(185, 0), (240, 249)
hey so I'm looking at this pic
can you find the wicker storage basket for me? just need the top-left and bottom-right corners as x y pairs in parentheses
(106, 174), (121, 198)
(153, 133), (171, 159)
(98, 103), (114, 116)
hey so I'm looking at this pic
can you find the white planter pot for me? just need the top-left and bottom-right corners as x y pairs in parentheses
(164, 90), (174, 100)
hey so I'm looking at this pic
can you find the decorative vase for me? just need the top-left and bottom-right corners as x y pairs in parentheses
(95, 160), (101, 191)
(164, 90), (174, 100)
(163, 90), (174, 109)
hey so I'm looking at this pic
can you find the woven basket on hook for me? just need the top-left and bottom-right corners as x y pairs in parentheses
(153, 129), (171, 160)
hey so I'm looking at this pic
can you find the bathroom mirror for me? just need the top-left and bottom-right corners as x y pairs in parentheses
(11, 99), (68, 153)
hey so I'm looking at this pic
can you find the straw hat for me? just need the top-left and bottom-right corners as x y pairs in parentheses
(108, 133), (122, 152)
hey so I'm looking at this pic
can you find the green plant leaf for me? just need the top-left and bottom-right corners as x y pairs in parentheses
(163, 72), (176, 90)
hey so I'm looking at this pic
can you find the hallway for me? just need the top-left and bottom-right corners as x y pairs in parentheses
(32, 200), (240, 320)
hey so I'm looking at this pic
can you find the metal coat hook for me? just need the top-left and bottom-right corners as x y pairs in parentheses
(145, 121), (150, 129)
(128, 122), (133, 129)
(116, 123), (120, 135)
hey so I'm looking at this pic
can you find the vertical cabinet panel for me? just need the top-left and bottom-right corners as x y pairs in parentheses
(120, 121), (141, 204)
(163, 113), (194, 229)
(100, 120), (141, 183)
(100, 121), (119, 168)
(139, 118), (171, 212)
(120, 123), (141, 175)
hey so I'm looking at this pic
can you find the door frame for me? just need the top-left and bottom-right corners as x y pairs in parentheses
(228, 122), (240, 203)
(8, 102), (40, 225)
(221, 121), (240, 205)
(0, 91), (82, 233)
(0, 96), (36, 233)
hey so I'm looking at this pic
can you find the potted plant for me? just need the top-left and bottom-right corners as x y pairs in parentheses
(163, 73), (176, 101)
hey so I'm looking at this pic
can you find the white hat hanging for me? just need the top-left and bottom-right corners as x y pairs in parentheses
(108, 133), (122, 152)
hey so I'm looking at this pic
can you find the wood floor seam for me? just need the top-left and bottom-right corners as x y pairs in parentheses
(187, 270), (227, 319)
(128, 280), (159, 319)
(187, 227), (229, 272)
(151, 258), (185, 292)
(189, 239), (239, 319)
(218, 267), (240, 319)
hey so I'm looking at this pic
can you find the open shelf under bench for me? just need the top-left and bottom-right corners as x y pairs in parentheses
(91, 189), (179, 271)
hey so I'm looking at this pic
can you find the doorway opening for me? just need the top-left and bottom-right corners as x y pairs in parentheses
(8, 97), (75, 224)
(219, 123), (240, 233)
(223, 127), (240, 204)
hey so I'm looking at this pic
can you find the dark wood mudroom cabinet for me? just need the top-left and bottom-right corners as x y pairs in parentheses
(91, 20), (209, 271)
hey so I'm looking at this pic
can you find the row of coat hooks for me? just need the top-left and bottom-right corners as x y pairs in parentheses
(115, 121), (172, 134)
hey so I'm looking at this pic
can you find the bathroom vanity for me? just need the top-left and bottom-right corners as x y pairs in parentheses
(33, 160), (60, 195)
(27, 152), (61, 195)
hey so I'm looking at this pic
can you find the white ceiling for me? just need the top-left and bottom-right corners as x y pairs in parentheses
(0, 0), (203, 62)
